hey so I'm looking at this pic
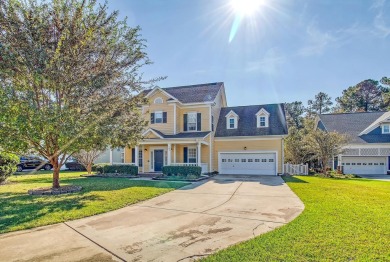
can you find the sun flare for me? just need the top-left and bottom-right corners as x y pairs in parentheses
(230, 0), (263, 16)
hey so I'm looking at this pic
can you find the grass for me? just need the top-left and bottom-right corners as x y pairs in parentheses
(0, 171), (188, 234)
(204, 176), (390, 261)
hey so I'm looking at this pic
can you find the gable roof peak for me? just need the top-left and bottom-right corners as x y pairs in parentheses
(256, 108), (270, 116)
(225, 110), (239, 118)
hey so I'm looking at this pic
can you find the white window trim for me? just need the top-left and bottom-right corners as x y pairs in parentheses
(154, 110), (163, 124)
(154, 97), (163, 104)
(225, 110), (239, 130)
(257, 115), (269, 128)
(187, 112), (197, 131)
(256, 108), (270, 128)
(227, 117), (237, 129)
(382, 124), (390, 134)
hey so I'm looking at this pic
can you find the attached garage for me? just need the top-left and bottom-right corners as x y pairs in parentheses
(219, 152), (277, 175)
(342, 156), (387, 175)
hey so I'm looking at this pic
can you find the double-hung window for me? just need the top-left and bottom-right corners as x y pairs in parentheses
(187, 112), (197, 131)
(188, 148), (197, 163)
(383, 124), (390, 134)
(259, 116), (266, 127)
(229, 118), (235, 128)
(155, 111), (163, 123)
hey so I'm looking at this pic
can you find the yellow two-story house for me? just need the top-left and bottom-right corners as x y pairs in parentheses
(101, 82), (288, 176)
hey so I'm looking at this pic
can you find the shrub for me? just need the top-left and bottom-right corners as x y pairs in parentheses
(162, 165), (202, 177)
(93, 164), (138, 175)
(0, 152), (19, 183)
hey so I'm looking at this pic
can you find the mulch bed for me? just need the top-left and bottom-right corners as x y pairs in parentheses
(28, 185), (82, 195)
(81, 173), (139, 178)
(152, 175), (210, 182)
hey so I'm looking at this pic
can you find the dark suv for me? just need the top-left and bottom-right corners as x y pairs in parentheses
(17, 156), (53, 172)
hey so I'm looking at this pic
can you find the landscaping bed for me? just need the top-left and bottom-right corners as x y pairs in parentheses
(153, 174), (210, 182)
(28, 185), (82, 195)
(81, 173), (139, 178)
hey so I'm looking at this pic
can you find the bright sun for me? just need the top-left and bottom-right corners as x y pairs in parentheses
(230, 0), (263, 16)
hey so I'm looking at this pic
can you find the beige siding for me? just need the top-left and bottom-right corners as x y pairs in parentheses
(144, 91), (175, 134)
(213, 139), (283, 173)
(178, 106), (211, 132)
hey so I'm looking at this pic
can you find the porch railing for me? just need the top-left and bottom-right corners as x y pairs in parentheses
(170, 163), (208, 174)
(112, 162), (136, 165)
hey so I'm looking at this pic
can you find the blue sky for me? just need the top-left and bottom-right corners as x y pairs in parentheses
(104, 0), (390, 106)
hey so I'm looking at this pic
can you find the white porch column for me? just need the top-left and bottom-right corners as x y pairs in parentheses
(109, 149), (113, 164)
(197, 142), (201, 166)
(173, 144), (177, 163)
(167, 143), (172, 165)
(135, 146), (139, 166)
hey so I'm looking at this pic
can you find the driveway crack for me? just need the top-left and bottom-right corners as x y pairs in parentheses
(63, 222), (126, 262)
(201, 182), (243, 213)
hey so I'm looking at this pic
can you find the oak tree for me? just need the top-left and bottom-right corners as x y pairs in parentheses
(0, 0), (157, 188)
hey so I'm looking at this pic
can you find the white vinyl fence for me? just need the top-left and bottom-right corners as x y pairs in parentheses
(284, 163), (308, 175)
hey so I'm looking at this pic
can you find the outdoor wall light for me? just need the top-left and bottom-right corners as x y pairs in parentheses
(144, 148), (148, 151)
(244, 146), (247, 150)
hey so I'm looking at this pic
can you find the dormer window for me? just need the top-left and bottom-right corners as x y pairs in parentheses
(256, 108), (270, 128)
(383, 124), (390, 134)
(154, 97), (163, 104)
(225, 110), (238, 129)
(229, 118), (235, 128)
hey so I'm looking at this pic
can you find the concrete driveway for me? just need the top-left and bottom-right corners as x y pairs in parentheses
(0, 176), (304, 262)
(358, 174), (390, 181)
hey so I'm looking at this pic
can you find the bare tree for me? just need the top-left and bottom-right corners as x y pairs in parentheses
(73, 150), (103, 175)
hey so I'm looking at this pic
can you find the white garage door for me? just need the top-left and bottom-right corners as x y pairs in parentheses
(342, 157), (387, 175)
(219, 152), (277, 175)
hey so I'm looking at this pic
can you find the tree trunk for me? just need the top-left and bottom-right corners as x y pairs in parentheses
(322, 157), (328, 176)
(87, 163), (92, 175)
(52, 156), (60, 189)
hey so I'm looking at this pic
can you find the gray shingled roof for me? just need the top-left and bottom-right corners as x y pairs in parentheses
(215, 104), (288, 137)
(318, 112), (389, 144)
(143, 82), (223, 104)
(151, 129), (211, 139)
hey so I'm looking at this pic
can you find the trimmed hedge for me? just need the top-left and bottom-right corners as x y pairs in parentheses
(93, 164), (138, 175)
(0, 152), (19, 183)
(162, 165), (202, 177)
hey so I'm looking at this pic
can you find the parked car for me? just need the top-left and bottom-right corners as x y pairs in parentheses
(17, 156), (53, 172)
(65, 159), (86, 171)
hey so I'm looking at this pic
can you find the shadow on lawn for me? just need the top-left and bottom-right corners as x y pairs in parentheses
(0, 193), (103, 233)
(282, 176), (309, 183)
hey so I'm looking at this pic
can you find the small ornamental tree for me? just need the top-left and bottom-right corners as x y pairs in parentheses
(73, 149), (103, 175)
(0, 0), (160, 188)
(306, 130), (349, 175)
(0, 152), (19, 184)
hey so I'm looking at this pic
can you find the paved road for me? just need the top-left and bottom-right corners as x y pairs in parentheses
(0, 176), (304, 262)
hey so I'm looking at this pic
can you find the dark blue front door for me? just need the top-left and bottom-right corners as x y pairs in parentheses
(154, 150), (164, 172)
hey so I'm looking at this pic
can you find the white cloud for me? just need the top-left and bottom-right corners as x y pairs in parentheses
(245, 48), (286, 75)
(298, 23), (338, 56)
(373, 11), (390, 38)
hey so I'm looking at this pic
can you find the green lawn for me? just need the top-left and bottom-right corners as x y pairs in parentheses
(0, 171), (188, 234)
(204, 176), (390, 261)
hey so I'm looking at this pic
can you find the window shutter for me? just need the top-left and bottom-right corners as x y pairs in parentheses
(183, 147), (188, 163)
(163, 112), (167, 123)
(131, 148), (135, 163)
(150, 113), (155, 124)
(197, 113), (201, 131)
(183, 114), (188, 131)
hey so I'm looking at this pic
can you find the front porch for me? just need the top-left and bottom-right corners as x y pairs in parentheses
(124, 140), (210, 174)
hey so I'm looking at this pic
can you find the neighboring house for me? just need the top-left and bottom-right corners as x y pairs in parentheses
(94, 148), (124, 164)
(316, 111), (390, 175)
(101, 82), (288, 176)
